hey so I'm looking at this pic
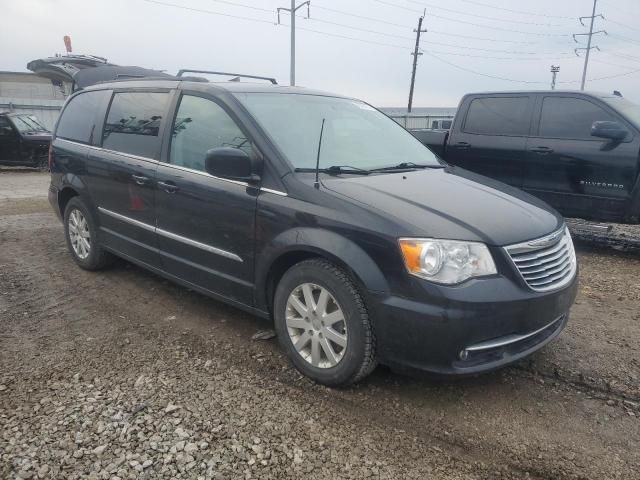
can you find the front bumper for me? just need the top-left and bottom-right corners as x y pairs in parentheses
(368, 271), (578, 375)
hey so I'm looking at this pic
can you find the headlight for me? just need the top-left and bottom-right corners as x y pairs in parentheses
(398, 238), (497, 285)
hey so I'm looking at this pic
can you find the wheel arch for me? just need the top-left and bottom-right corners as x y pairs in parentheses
(57, 173), (94, 217)
(256, 228), (389, 316)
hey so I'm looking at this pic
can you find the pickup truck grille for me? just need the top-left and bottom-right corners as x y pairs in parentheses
(505, 227), (577, 292)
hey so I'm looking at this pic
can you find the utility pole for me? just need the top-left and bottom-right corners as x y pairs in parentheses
(574, 0), (606, 91)
(408, 10), (427, 113)
(277, 1), (310, 86)
(550, 65), (560, 90)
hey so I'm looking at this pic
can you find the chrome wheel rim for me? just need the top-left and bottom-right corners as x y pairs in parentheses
(68, 209), (91, 260)
(285, 283), (347, 369)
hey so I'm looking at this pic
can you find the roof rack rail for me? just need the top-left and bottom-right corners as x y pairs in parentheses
(176, 69), (277, 85)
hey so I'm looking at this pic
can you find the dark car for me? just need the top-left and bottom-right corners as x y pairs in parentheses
(0, 112), (51, 169)
(48, 74), (578, 386)
(412, 91), (640, 226)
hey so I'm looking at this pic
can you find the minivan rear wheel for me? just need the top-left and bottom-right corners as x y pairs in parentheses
(273, 259), (377, 386)
(63, 197), (113, 271)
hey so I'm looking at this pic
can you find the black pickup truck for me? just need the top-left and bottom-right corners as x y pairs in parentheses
(412, 91), (640, 233)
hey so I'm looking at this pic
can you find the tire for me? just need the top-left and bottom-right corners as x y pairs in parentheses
(34, 155), (48, 172)
(63, 197), (113, 271)
(273, 258), (377, 386)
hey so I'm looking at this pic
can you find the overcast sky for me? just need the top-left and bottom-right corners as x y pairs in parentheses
(4, 0), (640, 107)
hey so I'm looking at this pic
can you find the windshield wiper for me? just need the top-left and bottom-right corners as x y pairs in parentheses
(295, 165), (371, 175)
(369, 162), (443, 172)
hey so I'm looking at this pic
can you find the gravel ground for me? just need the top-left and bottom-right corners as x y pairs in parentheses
(1, 171), (639, 479)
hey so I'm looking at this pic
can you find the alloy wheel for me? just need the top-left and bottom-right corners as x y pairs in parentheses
(68, 209), (91, 259)
(285, 283), (348, 368)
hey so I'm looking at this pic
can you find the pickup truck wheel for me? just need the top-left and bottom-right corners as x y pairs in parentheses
(63, 197), (113, 271)
(35, 155), (48, 171)
(273, 259), (377, 386)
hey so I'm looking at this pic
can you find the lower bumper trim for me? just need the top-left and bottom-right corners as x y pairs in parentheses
(464, 315), (563, 353)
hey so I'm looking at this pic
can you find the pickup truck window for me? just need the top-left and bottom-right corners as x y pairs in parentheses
(539, 97), (615, 140)
(0, 117), (12, 135)
(464, 97), (529, 136)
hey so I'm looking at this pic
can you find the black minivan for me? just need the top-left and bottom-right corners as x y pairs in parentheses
(48, 75), (578, 386)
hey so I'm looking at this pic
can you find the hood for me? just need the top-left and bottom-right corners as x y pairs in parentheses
(321, 167), (563, 246)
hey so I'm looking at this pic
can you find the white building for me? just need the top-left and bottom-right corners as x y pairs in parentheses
(0, 71), (70, 130)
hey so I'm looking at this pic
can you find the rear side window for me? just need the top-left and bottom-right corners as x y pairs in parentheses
(102, 91), (170, 158)
(170, 95), (251, 172)
(56, 90), (110, 144)
(539, 97), (616, 139)
(464, 97), (530, 136)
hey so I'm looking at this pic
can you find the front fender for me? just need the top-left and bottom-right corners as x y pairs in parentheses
(255, 227), (389, 312)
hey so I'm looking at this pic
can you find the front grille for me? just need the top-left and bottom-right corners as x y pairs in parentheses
(505, 227), (577, 292)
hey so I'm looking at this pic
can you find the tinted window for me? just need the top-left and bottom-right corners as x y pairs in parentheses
(56, 90), (110, 144)
(170, 95), (251, 172)
(464, 97), (530, 136)
(0, 117), (12, 135)
(539, 97), (616, 139)
(102, 92), (170, 158)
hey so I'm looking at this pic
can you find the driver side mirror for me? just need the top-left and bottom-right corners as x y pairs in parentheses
(0, 126), (13, 136)
(204, 147), (262, 183)
(591, 121), (629, 141)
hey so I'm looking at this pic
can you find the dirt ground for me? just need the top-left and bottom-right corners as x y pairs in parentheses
(1, 171), (639, 479)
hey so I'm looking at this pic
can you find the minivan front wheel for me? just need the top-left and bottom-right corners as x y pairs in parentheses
(274, 259), (377, 386)
(63, 197), (113, 271)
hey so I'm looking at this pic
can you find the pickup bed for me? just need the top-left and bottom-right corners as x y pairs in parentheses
(412, 91), (640, 228)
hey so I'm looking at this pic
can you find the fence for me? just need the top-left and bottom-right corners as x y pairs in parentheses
(388, 114), (455, 130)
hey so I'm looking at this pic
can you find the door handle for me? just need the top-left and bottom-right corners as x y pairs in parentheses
(157, 180), (179, 194)
(530, 146), (554, 155)
(452, 142), (471, 150)
(131, 174), (150, 185)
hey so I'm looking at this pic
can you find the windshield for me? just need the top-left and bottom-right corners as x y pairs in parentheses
(11, 115), (48, 133)
(601, 96), (640, 129)
(234, 93), (441, 170)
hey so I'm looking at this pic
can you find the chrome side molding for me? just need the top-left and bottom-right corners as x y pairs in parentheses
(97, 207), (243, 262)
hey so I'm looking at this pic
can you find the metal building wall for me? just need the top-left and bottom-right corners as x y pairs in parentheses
(0, 71), (69, 130)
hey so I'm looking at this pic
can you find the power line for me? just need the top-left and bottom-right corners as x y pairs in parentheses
(313, 4), (540, 44)
(590, 57), (640, 70)
(454, 0), (574, 19)
(141, 0), (274, 24)
(608, 33), (640, 46)
(202, 0), (272, 13)
(428, 50), (640, 84)
(602, 50), (640, 63)
(603, 17), (640, 33)
(138, 0), (640, 86)
(428, 30), (536, 45)
(425, 52), (551, 84)
(421, 39), (570, 55)
(427, 12), (571, 37)
(313, 5), (409, 29)
(403, 0), (569, 27)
